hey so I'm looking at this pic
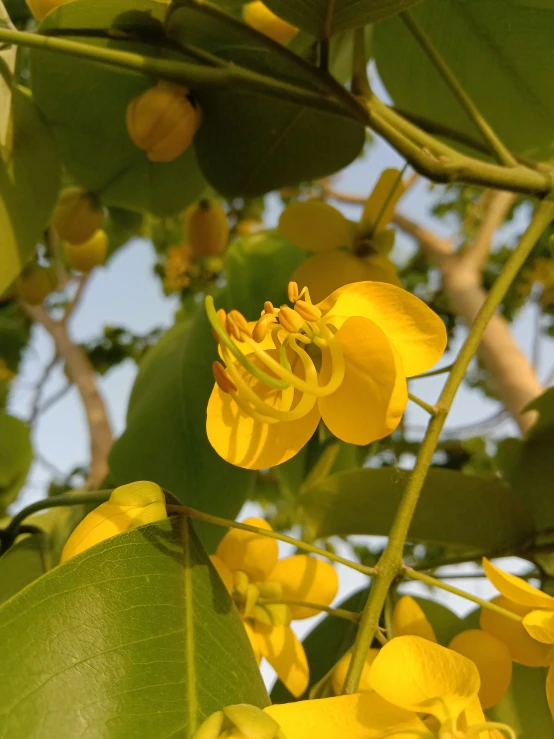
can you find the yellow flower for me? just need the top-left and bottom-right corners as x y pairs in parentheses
(393, 596), (512, 710)
(280, 169), (405, 302)
(52, 187), (104, 246)
(64, 229), (108, 273)
(243, 1), (298, 45)
(482, 557), (554, 719)
(60, 481), (167, 563)
(209, 517), (338, 697)
(194, 635), (514, 738)
(331, 648), (379, 695)
(206, 280), (446, 469)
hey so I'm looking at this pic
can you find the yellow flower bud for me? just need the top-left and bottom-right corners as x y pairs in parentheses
(24, 0), (73, 21)
(186, 200), (229, 258)
(51, 187), (104, 246)
(331, 648), (379, 695)
(15, 265), (57, 305)
(126, 83), (201, 163)
(60, 481), (167, 563)
(63, 229), (108, 273)
(243, 1), (297, 45)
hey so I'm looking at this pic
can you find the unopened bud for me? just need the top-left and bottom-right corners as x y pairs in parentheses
(51, 187), (104, 246)
(186, 199), (229, 258)
(243, 1), (298, 45)
(287, 281), (299, 303)
(278, 304), (304, 334)
(212, 362), (237, 394)
(126, 83), (201, 163)
(192, 711), (225, 739)
(224, 704), (282, 739)
(16, 265), (57, 306)
(64, 229), (108, 273)
(294, 299), (321, 322)
(25, 0), (73, 20)
(252, 313), (277, 343)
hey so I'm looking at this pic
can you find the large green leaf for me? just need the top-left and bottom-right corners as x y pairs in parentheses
(0, 534), (50, 606)
(300, 467), (535, 552)
(374, 0), (554, 163)
(497, 388), (554, 532)
(0, 411), (32, 512)
(29, 0), (206, 215)
(0, 84), (61, 295)
(263, 0), (423, 38)
(0, 517), (269, 738)
(487, 664), (553, 738)
(271, 587), (369, 703)
(166, 5), (365, 195)
(109, 312), (254, 552)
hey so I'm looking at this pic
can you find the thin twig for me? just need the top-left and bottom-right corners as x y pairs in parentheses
(28, 353), (60, 424)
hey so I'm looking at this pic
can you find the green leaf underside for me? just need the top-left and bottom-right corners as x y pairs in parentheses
(0, 86), (61, 294)
(0, 534), (50, 606)
(166, 5), (365, 196)
(0, 518), (269, 738)
(374, 0), (554, 163)
(300, 467), (534, 551)
(30, 0), (206, 215)
(0, 411), (33, 512)
(262, 0), (424, 38)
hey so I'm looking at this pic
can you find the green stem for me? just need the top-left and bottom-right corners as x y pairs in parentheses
(166, 504), (377, 577)
(258, 598), (360, 623)
(410, 363), (455, 380)
(407, 392), (437, 416)
(343, 198), (554, 694)
(400, 11), (518, 168)
(402, 567), (522, 622)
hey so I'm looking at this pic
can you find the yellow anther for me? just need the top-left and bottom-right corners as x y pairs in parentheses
(252, 313), (277, 343)
(233, 570), (249, 597)
(287, 281), (299, 303)
(211, 308), (227, 342)
(212, 362), (237, 394)
(226, 309), (251, 340)
(278, 304), (304, 333)
(264, 300), (275, 315)
(294, 299), (322, 322)
(243, 583), (261, 618)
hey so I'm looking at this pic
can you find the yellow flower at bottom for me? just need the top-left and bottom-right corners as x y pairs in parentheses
(243, 1), (298, 45)
(60, 481), (167, 563)
(210, 517), (338, 697)
(206, 280), (446, 469)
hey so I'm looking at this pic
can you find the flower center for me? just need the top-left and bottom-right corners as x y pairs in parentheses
(206, 281), (345, 424)
(231, 570), (292, 628)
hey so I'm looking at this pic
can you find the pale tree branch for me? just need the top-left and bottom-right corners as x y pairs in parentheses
(393, 196), (543, 434)
(22, 302), (113, 487)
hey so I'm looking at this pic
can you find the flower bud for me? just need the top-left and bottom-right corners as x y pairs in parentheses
(15, 265), (57, 305)
(64, 229), (108, 273)
(51, 187), (104, 246)
(243, 2), (297, 45)
(25, 0), (73, 21)
(192, 705), (283, 739)
(60, 481), (167, 563)
(185, 200), (229, 258)
(126, 83), (201, 163)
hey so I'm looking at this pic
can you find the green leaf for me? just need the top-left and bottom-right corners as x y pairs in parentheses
(497, 388), (554, 532)
(487, 663), (553, 739)
(374, 0), (554, 164)
(271, 587), (369, 703)
(263, 0), (424, 38)
(299, 467), (535, 552)
(0, 85), (61, 294)
(166, 5), (365, 196)
(109, 313), (255, 552)
(0, 412), (32, 512)
(0, 534), (50, 606)
(0, 517), (269, 738)
(29, 0), (207, 215)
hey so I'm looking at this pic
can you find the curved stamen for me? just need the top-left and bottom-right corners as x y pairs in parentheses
(206, 296), (289, 391)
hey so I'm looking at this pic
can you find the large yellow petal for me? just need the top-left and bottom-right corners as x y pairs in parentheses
(483, 558), (554, 609)
(268, 555), (338, 619)
(448, 629), (512, 709)
(318, 281), (447, 377)
(292, 251), (401, 305)
(361, 168), (406, 231)
(243, 620), (262, 663)
(60, 482), (167, 563)
(369, 635), (480, 724)
(479, 596), (553, 667)
(393, 596), (437, 642)
(546, 663), (554, 722)
(318, 316), (407, 445)
(458, 696), (493, 739)
(278, 200), (355, 252)
(264, 691), (432, 739)
(331, 649), (379, 695)
(254, 623), (309, 698)
(216, 517), (278, 581)
(209, 554), (234, 594)
(523, 609), (554, 644)
(206, 350), (321, 470)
